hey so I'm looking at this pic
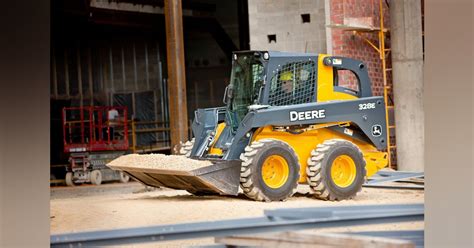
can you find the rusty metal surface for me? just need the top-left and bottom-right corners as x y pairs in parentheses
(164, 0), (189, 153)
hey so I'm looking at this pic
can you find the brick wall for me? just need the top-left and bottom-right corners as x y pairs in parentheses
(329, 0), (392, 98)
(329, 0), (396, 167)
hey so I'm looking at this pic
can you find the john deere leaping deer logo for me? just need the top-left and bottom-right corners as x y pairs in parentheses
(372, 125), (382, 137)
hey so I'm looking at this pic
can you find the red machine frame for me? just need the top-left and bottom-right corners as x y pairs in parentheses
(62, 106), (129, 153)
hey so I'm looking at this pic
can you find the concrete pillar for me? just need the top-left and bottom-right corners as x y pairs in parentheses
(390, 0), (424, 171)
(164, 0), (189, 153)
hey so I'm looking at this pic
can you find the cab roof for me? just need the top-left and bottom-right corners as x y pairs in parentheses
(233, 50), (319, 58)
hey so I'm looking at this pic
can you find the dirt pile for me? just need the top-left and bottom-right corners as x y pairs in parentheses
(107, 153), (212, 171)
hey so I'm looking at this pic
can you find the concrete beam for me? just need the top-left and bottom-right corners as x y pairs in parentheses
(164, 0), (188, 153)
(390, 0), (424, 171)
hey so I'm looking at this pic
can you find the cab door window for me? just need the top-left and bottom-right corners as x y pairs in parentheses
(333, 69), (360, 96)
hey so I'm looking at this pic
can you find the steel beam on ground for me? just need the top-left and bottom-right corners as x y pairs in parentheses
(365, 172), (424, 185)
(50, 204), (424, 247)
(376, 170), (424, 177)
(363, 184), (424, 190)
(264, 204), (423, 220)
(164, 0), (188, 153)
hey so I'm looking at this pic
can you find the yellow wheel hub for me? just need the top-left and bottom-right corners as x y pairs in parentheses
(330, 155), (357, 188)
(261, 155), (289, 189)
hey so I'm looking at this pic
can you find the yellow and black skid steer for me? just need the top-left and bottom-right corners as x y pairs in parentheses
(108, 51), (388, 202)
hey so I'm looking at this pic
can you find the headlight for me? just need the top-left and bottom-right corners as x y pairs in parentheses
(263, 52), (269, 60)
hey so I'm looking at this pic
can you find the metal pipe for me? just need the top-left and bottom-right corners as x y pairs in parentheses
(77, 45), (84, 106)
(109, 46), (114, 92)
(87, 47), (94, 103)
(52, 48), (58, 98)
(121, 44), (126, 91)
(64, 49), (70, 97)
(131, 118), (136, 153)
(89, 108), (93, 145)
(80, 108), (84, 144)
(164, 0), (189, 153)
(155, 42), (161, 144)
(133, 42), (138, 91)
(62, 108), (67, 147)
(145, 42), (150, 90)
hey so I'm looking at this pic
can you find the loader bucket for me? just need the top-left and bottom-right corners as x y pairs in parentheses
(108, 160), (242, 195)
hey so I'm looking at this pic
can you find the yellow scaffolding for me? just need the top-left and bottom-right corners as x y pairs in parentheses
(328, 0), (395, 168)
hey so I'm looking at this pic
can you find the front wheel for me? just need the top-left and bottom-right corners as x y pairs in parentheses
(240, 139), (300, 202)
(90, 170), (103, 185)
(306, 139), (366, 201)
(65, 172), (75, 186)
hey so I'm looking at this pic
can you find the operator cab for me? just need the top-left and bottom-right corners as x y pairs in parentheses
(225, 51), (373, 129)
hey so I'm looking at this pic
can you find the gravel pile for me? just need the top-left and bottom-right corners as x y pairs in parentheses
(108, 154), (213, 171)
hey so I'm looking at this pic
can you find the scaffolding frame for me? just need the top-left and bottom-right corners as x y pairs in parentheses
(329, 0), (395, 168)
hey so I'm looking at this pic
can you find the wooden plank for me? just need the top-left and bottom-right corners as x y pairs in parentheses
(216, 231), (415, 248)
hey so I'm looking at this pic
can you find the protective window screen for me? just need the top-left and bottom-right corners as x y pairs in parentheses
(251, 63), (264, 99)
(269, 61), (316, 106)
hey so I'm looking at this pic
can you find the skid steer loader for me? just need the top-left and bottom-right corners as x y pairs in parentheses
(108, 51), (388, 201)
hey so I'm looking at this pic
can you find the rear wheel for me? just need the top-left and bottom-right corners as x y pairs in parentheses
(306, 139), (366, 201)
(90, 170), (102, 185)
(119, 171), (130, 183)
(178, 138), (195, 157)
(65, 172), (75, 187)
(240, 139), (300, 202)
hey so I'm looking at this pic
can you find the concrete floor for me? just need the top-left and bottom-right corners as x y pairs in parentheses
(50, 182), (424, 247)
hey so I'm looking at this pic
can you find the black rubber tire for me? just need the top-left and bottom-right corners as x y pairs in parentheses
(119, 171), (130, 183)
(178, 138), (195, 157)
(240, 139), (300, 202)
(90, 170), (102, 185)
(65, 172), (75, 187)
(306, 139), (366, 201)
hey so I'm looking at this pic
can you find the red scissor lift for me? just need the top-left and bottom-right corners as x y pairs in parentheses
(62, 106), (130, 186)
